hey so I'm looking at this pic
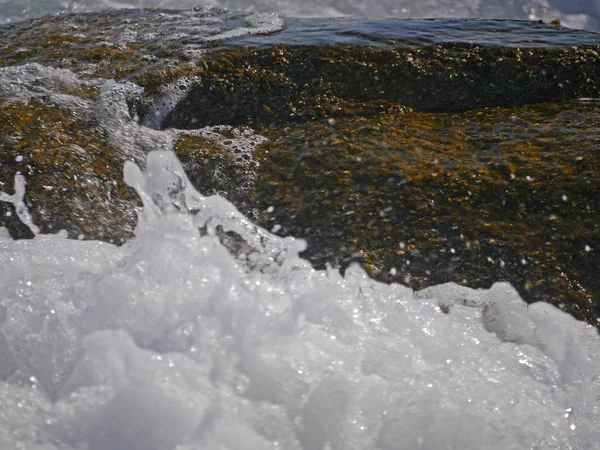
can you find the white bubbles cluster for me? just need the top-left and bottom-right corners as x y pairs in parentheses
(1, 150), (599, 450)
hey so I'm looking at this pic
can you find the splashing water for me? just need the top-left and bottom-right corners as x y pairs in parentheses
(1, 148), (600, 450)
(1, 17), (599, 448)
(0, 174), (40, 235)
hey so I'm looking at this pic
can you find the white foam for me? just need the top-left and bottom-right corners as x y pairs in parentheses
(0, 173), (40, 235)
(1, 150), (599, 449)
(204, 12), (285, 41)
(0, 63), (267, 181)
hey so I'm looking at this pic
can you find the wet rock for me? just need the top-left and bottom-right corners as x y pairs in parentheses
(1, 9), (600, 326)
(244, 101), (600, 325)
(0, 98), (140, 244)
(164, 43), (600, 128)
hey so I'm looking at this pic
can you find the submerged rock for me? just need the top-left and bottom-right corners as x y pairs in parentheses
(1, 9), (600, 325)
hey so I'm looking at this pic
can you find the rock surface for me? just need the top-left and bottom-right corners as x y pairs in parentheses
(1, 9), (599, 325)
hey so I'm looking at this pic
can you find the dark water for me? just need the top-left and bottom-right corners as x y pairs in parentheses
(232, 16), (600, 48)
(2, 8), (599, 53)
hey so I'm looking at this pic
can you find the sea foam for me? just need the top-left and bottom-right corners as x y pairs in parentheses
(1, 149), (599, 449)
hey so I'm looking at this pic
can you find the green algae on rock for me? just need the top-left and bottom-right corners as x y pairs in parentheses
(0, 8), (281, 94)
(0, 63), (266, 244)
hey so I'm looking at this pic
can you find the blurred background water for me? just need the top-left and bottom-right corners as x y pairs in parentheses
(1, 0), (599, 30)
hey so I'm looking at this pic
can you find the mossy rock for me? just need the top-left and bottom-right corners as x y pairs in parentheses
(163, 44), (600, 128)
(194, 100), (600, 326)
(0, 98), (141, 243)
(2, 10), (600, 327)
(2, 11), (599, 126)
